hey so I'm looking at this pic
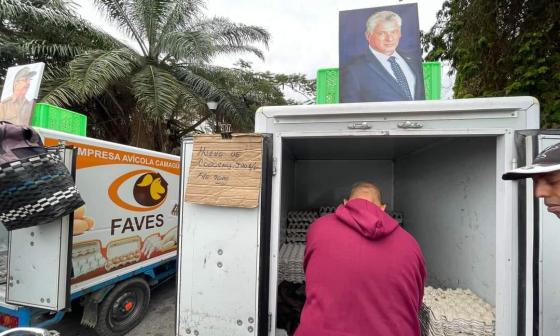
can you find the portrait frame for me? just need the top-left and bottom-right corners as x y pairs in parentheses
(339, 4), (424, 103)
(0, 62), (45, 126)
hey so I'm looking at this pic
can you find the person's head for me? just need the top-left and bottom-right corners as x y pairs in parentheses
(12, 67), (36, 98)
(503, 143), (560, 218)
(345, 181), (386, 211)
(365, 11), (402, 56)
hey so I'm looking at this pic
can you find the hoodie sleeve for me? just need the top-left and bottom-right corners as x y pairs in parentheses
(303, 224), (316, 273)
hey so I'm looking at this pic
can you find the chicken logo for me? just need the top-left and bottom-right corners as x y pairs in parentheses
(133, 173), (168, 206)
(109, 170), (169, 211)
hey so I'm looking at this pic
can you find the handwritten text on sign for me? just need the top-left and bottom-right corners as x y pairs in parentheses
(185, 135), (263, 208)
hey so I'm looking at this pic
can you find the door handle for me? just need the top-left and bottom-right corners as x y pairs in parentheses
(347, 122), (371, 130)
(397, 121), (423, 129)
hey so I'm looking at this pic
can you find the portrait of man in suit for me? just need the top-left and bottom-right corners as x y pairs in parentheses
(340, 6), (425, 103)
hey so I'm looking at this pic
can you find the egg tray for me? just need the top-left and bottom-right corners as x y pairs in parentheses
(72, 240), (106, 278)
(285, 207), (404, 245)
(105, 237), (142, 271)
(278, 243), (305, 283)
(420, 287), (495, 336)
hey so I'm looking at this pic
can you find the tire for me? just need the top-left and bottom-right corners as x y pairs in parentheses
(94, 277), (151, 336)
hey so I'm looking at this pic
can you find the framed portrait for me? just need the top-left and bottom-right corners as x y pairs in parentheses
(0, 62), (45, 126)
(339, 4), (424, 103)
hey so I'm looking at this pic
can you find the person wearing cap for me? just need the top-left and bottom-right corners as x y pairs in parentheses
(0, 67), (37, 126)
(503, 143), (560, 218)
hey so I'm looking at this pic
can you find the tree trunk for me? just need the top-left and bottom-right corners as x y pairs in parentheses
(130, 110), (159, 151)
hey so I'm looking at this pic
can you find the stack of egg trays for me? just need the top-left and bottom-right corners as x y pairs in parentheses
(319, 206), (336, 217)
(286, 210), (318, 243)
(421, 287), (495, 336)
(278, 243), (305, 283)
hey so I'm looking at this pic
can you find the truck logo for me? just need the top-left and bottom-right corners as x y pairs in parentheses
(133, 172), (168, 206)
(109, 170), (169, 211)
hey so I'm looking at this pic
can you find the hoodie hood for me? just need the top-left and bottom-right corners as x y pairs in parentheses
(335, 198), (399, 240)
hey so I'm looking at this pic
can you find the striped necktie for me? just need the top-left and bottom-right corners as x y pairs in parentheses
(388, 56), (413, 100)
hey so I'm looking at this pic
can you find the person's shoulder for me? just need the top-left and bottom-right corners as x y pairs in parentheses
(307, 214), (336, 235)
(0, 96), (13, 103)
(310, 214), (335, 228)
(345, 52), (371, 67)
(393, 226), (423, 254)
(397, 48), (421, 62)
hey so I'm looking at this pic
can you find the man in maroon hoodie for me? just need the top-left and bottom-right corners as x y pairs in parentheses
(295, 181), (426, 336)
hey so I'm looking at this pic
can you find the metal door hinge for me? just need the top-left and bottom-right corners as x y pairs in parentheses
(268, 313), (272, 332)
(272, 157), (277, 176)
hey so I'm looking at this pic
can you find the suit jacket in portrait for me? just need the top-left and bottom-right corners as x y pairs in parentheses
(340, 49), (425, 103)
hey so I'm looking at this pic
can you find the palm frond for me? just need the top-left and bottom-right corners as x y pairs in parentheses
(40, 67), (85, 106)
(93, 0), (149, 56)
(131, 65), (199, 119)
(69, 48), (141, 97)
(211, 45), (265, 60)
(1, 0), (124, 52)
(3, 40), (91, 59)
(174, 65), (248, 121)
(158, 0), (204, 37)
(129, 0), (173, 56)
(189, 17), (270, 60)
(158, 31), (214, 62)
(1, 0), (89, 29)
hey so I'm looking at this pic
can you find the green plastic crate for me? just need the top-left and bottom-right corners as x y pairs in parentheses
(316, 62), (442, 104)
(32, 103), (87, 136)
(422, 62), (441, 100)
(316, 68), (340, 104)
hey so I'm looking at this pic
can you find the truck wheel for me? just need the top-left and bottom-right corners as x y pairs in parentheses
(94, 277), (151, 336)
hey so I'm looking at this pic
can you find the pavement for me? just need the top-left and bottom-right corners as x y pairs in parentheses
(51, 278), (177, 336)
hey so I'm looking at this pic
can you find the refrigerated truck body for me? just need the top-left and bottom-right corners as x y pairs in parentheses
(176, 97), (560, 335)
(0, 129), (180, 335)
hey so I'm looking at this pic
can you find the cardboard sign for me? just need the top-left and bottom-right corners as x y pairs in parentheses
(186, 134), (263, 208)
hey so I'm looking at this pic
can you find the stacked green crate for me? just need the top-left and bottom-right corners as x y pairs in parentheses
(316, 68), (340, 104)
(316, 62), (442, 104)
(422, 62), (441, 100)
(32, 103), (87, 136)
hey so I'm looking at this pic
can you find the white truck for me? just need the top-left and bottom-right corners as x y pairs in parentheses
(176, 97), (560, 336)
(0, 129), (180, 335)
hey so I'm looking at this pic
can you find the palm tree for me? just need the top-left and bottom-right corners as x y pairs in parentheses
(1, 0), (269, 151)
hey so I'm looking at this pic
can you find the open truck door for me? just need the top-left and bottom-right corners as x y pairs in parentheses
(176, 135), (272, 336)
(5, 146), (75, 311)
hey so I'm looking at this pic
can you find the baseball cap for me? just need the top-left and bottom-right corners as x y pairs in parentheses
(14, 67), (37, 82)
(502, 143), (560, 180)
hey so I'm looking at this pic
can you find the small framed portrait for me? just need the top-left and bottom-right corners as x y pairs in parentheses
(0, 62), (45, 126)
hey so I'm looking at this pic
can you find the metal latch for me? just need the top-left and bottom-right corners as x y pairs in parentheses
(347, 122), (371, 130)
(397, 121), (423, 129)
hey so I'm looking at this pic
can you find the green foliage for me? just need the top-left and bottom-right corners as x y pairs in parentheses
(186, 60), (315, 132)
(1, 0), (271, 151)
(1, 0), (315, 151)
(423, 0), (560, 127)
